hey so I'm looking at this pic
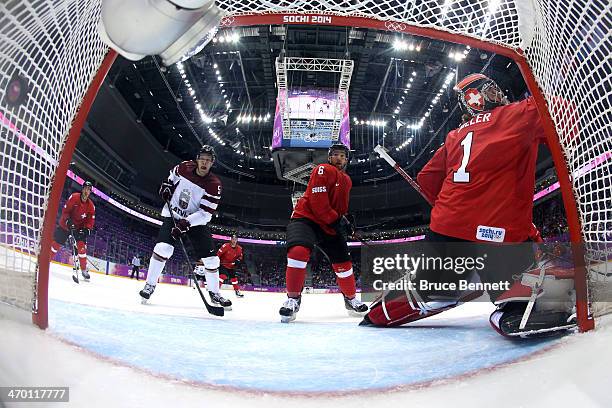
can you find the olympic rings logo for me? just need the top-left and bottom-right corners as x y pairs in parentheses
(220, 16), (235, 27)
(384, 21), (406, 32)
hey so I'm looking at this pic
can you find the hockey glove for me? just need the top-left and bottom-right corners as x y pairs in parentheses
(171, 219), (190, 240)
(159, 181), (175, 202)
(330, 215), (353, 239)
(76, 228), (91, 241)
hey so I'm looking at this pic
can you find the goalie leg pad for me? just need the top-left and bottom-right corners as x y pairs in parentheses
(489, 302), (575, 339)
(361, 289), (457, 327)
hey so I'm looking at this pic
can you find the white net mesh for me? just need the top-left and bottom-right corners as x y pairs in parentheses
(0, 0), (108, 315)
(0, 0), (609, 323)
(523, 0), (612, 316)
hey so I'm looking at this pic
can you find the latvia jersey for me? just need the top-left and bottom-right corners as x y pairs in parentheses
(417, 97), (546, 242)
(59, 193), (95, 231)
(217, 243), (243, 269)
(292, 163), (352, 236)
(161, 161), (221, 226)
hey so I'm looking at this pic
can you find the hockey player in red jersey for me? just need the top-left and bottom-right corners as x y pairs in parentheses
(50, 181), (95, 281)
(139, 145), (231, 309)
(363, 74), (575, 337)
(279, 144), (368, 323)
(217, 234), (245, 297)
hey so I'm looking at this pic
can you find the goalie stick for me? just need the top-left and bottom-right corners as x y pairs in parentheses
(374, 145), (432, 206)
(165, 201), (224, 317)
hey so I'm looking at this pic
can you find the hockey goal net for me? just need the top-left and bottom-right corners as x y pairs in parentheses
(0, 0), (610, 330)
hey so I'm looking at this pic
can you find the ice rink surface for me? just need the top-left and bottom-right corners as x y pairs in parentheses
(1, 263), (612, 407)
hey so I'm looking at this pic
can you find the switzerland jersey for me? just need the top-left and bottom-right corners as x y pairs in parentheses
(417, 97), (546, 242)
(292, 163), (352, 235)
(59, 192), (95, 231)
(161, 161), (222, 227)
(217, 243), (243, 269)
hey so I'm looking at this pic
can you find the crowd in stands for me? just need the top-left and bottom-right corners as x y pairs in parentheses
(532, 195), (571, 241)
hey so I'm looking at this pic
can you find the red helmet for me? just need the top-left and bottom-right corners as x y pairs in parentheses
(454, 74), (508, 116)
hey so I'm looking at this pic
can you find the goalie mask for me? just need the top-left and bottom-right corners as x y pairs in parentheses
(454, 74), (509, 116)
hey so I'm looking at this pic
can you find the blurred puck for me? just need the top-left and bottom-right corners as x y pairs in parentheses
(4, 74), (30, 107)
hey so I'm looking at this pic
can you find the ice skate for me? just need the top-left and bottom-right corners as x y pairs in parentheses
(344, 295), (368, 317)
(279, 297), (301, 323)
(71, 267), (79, 284)
(209, 291), (232, 310)
(81, 269), (90, 281)
(235, 289), (244, 298)
(139, 283), (156, 304)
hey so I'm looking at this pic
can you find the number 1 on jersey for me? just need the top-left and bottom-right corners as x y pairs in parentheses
(453, 131), (473, 183)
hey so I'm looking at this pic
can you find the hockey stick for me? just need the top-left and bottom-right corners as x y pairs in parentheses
(374, 145), (432, 206)
(68, 229), (80, 284)
(351, 232), (376, 248)
(87, 257), (102, 271)
(165, 201), (224, 317)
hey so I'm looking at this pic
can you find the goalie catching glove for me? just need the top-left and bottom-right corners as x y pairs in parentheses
(171, 219), (190, 240)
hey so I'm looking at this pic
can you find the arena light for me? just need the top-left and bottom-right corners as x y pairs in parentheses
(393, 39), (408, 51)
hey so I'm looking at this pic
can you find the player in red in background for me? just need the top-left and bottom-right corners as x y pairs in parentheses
(279, 144), (368, 323)
(363, 74), (576, 337)
(217, 234), (245, 298)
(50, 181), (95, 281)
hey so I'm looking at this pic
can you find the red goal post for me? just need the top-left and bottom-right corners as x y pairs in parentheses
(0, 0), (609, 332)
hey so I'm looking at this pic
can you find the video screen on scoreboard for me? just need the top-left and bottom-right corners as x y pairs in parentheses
(271, 88), (350, 149)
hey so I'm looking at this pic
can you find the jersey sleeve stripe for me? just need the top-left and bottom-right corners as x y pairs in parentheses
(200, 198), (218, 210)
(202, 190), (221, 200)
(199, 204), (216, 214)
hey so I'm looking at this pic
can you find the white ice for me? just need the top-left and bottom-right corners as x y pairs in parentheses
(1, 262), (611, 407)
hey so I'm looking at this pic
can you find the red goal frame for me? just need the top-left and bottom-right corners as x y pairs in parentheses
(33, 13), (594, 332)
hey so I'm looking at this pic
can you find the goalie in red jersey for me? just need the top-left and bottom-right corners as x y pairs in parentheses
(363, 74), (577, 338)
(279, 144), (368, 323)
(50, 181), (96, 281)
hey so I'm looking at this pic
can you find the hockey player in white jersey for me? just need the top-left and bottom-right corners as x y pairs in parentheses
(139, 145), (231, 309)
